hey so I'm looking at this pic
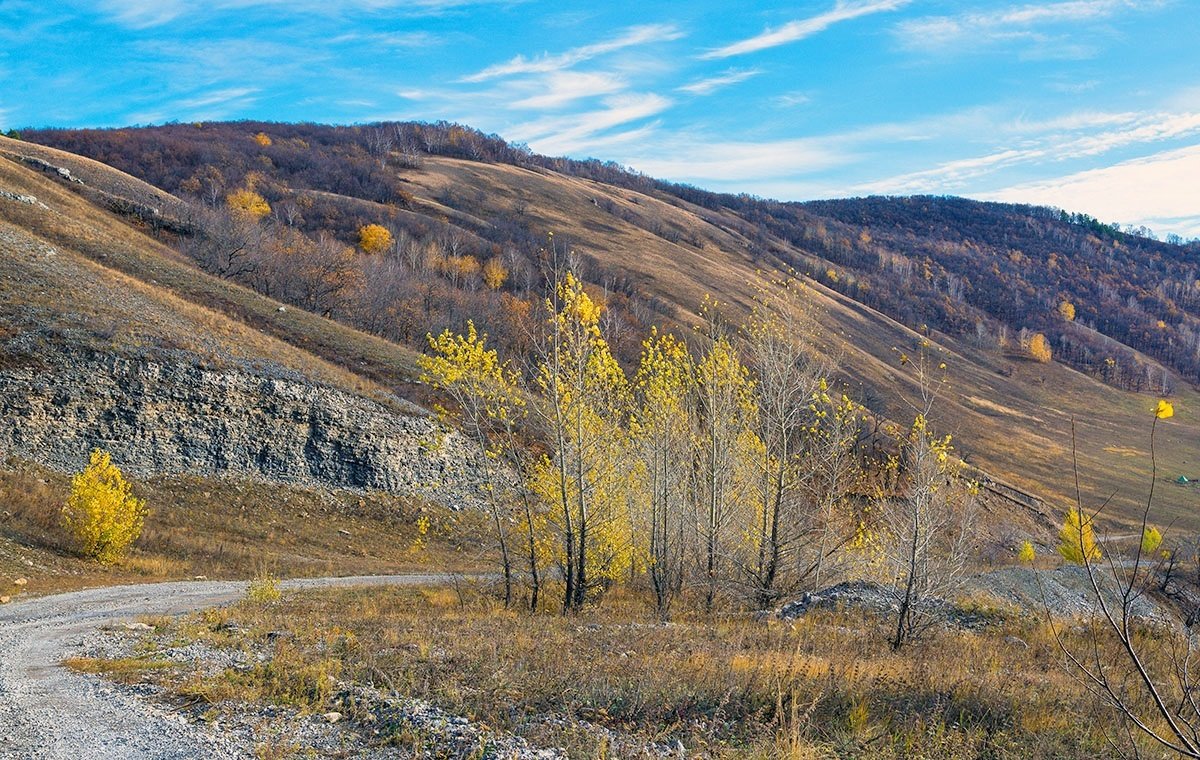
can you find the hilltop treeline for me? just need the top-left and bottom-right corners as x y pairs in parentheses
(21, 120), (1200, 389)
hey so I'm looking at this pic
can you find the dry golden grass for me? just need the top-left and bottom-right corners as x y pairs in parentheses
(63, 656), (174, 682)
(0, 459), (490, 597)
(398, 157), (1200, 531)
(0, 155), (420, 402)
(113, 584), (1131, 759)
(0, 134), (186, 215)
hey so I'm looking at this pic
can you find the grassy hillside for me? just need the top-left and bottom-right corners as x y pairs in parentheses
(0, 139), (494, 592)
(0, 137), (438, 401)
(401, 155), (1199, 527)
(10, 124), (1200, 530)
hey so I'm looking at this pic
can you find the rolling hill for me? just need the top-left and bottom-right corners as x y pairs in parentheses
(8, 123), (1200, 531)
(0, 133), (495, 591)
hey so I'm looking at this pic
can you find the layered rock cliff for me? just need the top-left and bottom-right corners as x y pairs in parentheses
(0, 343), (483, 506)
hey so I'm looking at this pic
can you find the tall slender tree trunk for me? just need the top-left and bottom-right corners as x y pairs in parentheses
(892, 505), (921, 651)
(706, 428), (719, 613)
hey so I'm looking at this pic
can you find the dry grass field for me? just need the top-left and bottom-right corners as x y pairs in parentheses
(0, 149), (423, 399)
(0, 459), (489, 597)
(79, 581), (1160, 759)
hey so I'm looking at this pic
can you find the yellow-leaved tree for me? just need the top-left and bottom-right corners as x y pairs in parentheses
(801, 385), (864, 591)
(61, 449), (147, 564)
(226, 188), (271, 220)
(1141, 526), (1162, 554)
(1057, 507), (1101, 563)
(533, 271), (631, 611)
(420, 320), (533, 609)
(629, 328), (694, 617)
(741, 278), (826, 609)
(1028, 332), (1053, 363)
(692, 298), (759, 611)
(357, 223), (393, 255)
(482, 257), (509, 291)
(1017, 540), (1036, 563)
(1058, 301), (1076, 321)
(880, 413), (977, 650)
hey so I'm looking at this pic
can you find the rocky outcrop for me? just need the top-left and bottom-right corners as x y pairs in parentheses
(0, 344), (485, 506)
(15, 155), (85, 185)
(0, 189), (47, 209)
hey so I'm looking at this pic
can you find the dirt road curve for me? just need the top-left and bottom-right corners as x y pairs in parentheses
(0, 575), (453, 759)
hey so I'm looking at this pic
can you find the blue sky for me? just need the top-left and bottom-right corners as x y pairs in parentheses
(2, 0), (1198, 237)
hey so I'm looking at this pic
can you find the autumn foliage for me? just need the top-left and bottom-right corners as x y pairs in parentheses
(225, 188), (271, 220)
(357, 223), (393, 255)
(60, 449), (147, 564)
(422, 261), (974, 629)
(1056, 507), (1101, 564)
(1027, 332), (1053, 363)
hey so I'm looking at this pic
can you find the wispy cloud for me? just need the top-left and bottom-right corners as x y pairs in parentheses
(895, 1), (1147, 53)
(773, 91), (813, 107)
(677, 69), (761, 96)
(328, 31), (446, 48)
(701, 0), (910, 59)
(125, 86), (261, 124)
(511, 71), (628, 109)
(509, 92), (672, 154)
(626, 135), (854, 181)
(1004, 110), (1141, 134)
(95, 0), (186, 28)
(91, 0), (515, 28)
(982, 144), (1200, 239)
(175, 87), (260, 111)
(851, 109), (1200, 194)
(1046, 79), (1102, 94)
(463, 24), (683, 82)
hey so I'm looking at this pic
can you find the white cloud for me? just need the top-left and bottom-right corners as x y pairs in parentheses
(677, 69), (761, 96)
(1046, 79), (1102, 94)
(463, 24), (683, 82)
(981, 144), (1200, 239)
(702, 0), (910, 59)
(175, 87), (260, 111)
(328, 31), (445, 48)
(851, 109), (1200, 194)
(1005, 110), (1140, 133)
(853, 149), (1042, 194)
(624, 135), (855, 182)
(773, 91), (813, 107)
(95, 0), (186, 27)
(509, 93), (672, 155)
(511, 71), (627, 109)
(1058, 111), (1200, 158)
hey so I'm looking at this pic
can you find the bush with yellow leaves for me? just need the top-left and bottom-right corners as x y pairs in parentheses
(225, 188), (271, 220)
(357, 223), (393, 255)
(60, 449), (148, 564)
(1056, 507), (1101, 564)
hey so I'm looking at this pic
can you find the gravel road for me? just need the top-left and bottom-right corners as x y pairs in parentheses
(0, 574), (456, 759)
